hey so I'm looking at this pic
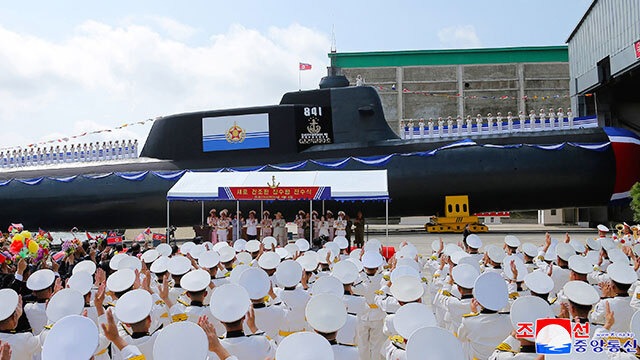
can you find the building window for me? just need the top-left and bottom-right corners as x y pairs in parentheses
(550, 209), (557, 216)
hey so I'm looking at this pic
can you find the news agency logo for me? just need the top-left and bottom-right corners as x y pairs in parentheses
(535, 319), (573, 354)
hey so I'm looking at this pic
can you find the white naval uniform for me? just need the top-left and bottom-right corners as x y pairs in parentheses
(590, 295), (635, 332)
(489, 335), (538, 359)
(353, 272), (386, 360)
(208, 331), (276, 360)
(433, 285), (473, 335)
(274, 287), (311, 336)
(457, 311), (512, 360)
(0, 331), (44, 360)
(24, 301), (48, 335)
(112, 330), (161, 360)
(332, 343), (360, 360)
(242, 303), (287, 343)
(170, 300), (226, 336)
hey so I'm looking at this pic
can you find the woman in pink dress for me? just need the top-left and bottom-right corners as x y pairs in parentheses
(207, 209), (218, 244)
(326, 210), (335, 241)
(295, 210), (306, 239)
(260, 210), (273, 240)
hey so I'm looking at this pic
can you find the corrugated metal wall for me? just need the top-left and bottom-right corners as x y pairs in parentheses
(568, 0), (640, 93)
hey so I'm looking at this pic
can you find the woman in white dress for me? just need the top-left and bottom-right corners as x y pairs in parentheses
(216, 209), (231, 244)
(246, 210), (258, 240)
(207, 209), (218, 244)
(318, 216), (330, 239)
(295, 210), (306, 240)
(326, 210), (335, 241)
(334, 211), (347, 237)
(273, 212), (287, 247)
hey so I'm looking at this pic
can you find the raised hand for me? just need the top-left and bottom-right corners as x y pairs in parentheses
(100, 309), (128, 350)
(94, 283), (106, 308)
(470, 298), (479, 313)
(0, 341), (12, 360)
(133, 269), (141, 289)
(245, 305), (258, 333)
(564, 232), (570, 243)
(604, 301), (615, 330)
(53, 277), (63, 294)
(510, 260), (518, 281)
(16, 258), (27, 276)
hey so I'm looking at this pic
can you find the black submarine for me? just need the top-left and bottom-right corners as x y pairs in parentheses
(0, 70), (639, 230)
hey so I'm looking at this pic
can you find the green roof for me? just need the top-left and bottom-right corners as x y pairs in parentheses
(329, 46), (568, 68)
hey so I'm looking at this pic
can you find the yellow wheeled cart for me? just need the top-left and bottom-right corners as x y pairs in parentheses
(426, 195), (488, 233)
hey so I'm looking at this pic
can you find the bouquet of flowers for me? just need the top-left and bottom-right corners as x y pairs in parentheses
(62, 238), (81, 255)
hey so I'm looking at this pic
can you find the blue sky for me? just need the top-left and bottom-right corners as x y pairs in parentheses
(0, 0), (593, 148)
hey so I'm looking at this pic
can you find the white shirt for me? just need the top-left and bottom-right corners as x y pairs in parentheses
(24, 302), (48, 335)
(246, 219), (258, 236)
(209, 333), (275, 360)
(457, 312), (512, 360)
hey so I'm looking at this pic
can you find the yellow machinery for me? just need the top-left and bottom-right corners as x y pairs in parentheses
(426, 195), (488, 233)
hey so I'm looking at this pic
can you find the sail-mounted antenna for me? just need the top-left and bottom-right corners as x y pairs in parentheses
(330, 24), (336, 54)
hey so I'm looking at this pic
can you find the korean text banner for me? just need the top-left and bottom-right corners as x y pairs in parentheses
(218, 186), (331, 200)
(202, 113), (270, 152)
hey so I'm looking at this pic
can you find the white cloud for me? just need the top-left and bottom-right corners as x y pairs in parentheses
(437, 25), (482, 48)
(150, 16), (197, 40)
(0, 20), (330, 149)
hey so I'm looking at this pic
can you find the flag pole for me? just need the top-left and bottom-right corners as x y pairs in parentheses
(298, 66), (301, 91)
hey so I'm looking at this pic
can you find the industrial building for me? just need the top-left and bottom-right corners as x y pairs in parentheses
(329, 46), (571, 136)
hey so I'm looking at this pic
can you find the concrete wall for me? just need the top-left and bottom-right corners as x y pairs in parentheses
(342, 62), (570, 135)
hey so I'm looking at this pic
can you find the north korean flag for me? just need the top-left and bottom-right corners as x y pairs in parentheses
(299, 62), (312, 70)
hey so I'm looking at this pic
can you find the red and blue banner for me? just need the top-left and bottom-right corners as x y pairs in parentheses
(218, 186), (331, 201)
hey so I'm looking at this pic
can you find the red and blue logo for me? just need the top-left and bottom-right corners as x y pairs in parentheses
(535, 318), (572, 354)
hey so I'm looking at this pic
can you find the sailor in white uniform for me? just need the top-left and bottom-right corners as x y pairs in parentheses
(380, 275), (424, 359)
(353, 251), (386, 360)
(433, 263), (479, 335)
(167, 255), (192, 306)
(0, 289), (43, 360)
(208, 283), (276, 360)
(590, 262), (637, 332)
(273, 260), (311, 337)
(238, 267), (287, 342)
(275, 331), (334, 360)
(384, 301), (436, 360)
(23, 269), (58, 335)
(306, 293), (359, 360)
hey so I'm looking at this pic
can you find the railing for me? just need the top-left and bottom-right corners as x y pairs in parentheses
(399, 113), (599, 140)
(0, 141), (139, 169)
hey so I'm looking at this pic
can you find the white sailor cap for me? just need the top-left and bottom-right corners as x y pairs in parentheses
(504, 235), (521, 248)
(390, 275), (424, 303)
(563, 280), (600, 305)
(346, 258), (364, 272)
(150, 256), (170, 273)
(397, 243), (418, 260)
(349, 248), (362, 260)
(258, 251), (281, 270)
(217, 246), (236, 263)
(275, 331), (334, 360)
(180, 241), (195, 254)
(27, 269), (56, 291)
(197, 251), (220, 269)
(457, 256), (482, 274)
(276, 260), (303, 288)
(487, 247), (506, 264)
(597, 224), (609, 232)
(390, 265), (420, 282)
(295, 238), (310, 252)
(543, 247), (557, 262)
(305, 293), (347, 333)
(450, 251), (470, 265)
(331, 260), (359, 284)
(275, 247), (289, 260)
(167, 255), (192, 275)
(362, 251), (385, 269)
(607, 262), (638, 284)
(285, 243), (300, 258)
(522, 243), (539, 258)
(451, 263), (479, 289)
(317, 248), (336, 264)
(202, 242), (214, 251)
(608, 248), (630, 264)
(67, 272), (93, 295)
(236, 252), (252, 265)
(156, 243), (172, 257)
(524, 270), (554, 295)
(510, 296), (554, 341)
(406, 326), (465, 360)
(509, 255), (535, 279)
(46, 288), (84, 323)
(109, 253), (128, 271)
(0, 289), (19, 321)
(233, 239), (247, 252)
(153, 321), (209, 360)
(556, 243), (576, 262)
(181, 269), (211, 293)
(364, 238), (382, 252)
(297, 253), (319, 272)
(141, 249), (160, 264)
(209, 283), (251, 323)
(584, 250), (600, 266)
(396, 258), (420, 272)
(569, 239), (586, 254)
(431, 240), (441, 252)
(245, 240), (261, 253)
(41, 315), (99, 360)
(473, 272), (508, 311)
(72, 260), (96, 276)
(229, 264), (250, 284)
(106, 269), (136, 293)
(465, 234), (482, 249)
(444, 243), (463, 257)
(238, 268), (270, 300)
(189, 244), (204, 259)
(586, 238), (602, 251)
(116, 289), (153, 324)
(212, 241), (230, 253)
(600, 238), (615, 251)
(262, 236), (278, 249)
(334, 236), (349, 250)
(393, 302), (436, 339)
(310, 275), (343, 297)
(118, 255), (142, 272)
(325, 242), (340, 258)
(568, 255), (593, 275)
